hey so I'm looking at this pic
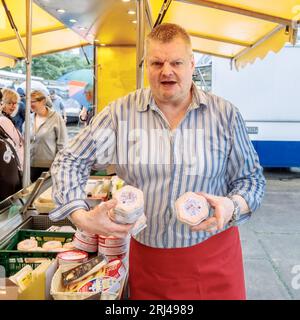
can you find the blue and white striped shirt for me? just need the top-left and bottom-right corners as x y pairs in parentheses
(50, 83), (265, 248)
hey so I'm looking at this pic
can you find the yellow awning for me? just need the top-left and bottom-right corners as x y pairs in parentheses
(148, 0), (300, 69)
(0, 1), (299, 70)
(0, 0), (88, 68)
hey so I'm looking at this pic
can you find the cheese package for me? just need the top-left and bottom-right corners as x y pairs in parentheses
(57, 250), (88, 266)
(98, 235), (130, 247)
(68, 259), (125, 293)
(111, 185), (144, 224)
(98, 243), (128, 256)
(61, 254), (108, 287)
(175, 192), (209, 226)
(73, 229), (98, 253)
(9, 265), (33, 292)
(78, 276), (120, 294)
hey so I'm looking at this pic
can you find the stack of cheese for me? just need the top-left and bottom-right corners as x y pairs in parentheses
(73, 228), (98, 253)
(73, 185), (147, 260)
(97, 235), (129, 261)
(109, 185), (145, 225)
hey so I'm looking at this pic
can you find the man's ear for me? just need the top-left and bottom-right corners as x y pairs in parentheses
(191, 54), (195, 70)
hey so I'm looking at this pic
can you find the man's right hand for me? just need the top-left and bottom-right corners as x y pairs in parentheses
(69, 199), (133, 238)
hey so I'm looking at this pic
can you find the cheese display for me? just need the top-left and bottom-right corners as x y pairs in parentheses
(175, 192), (209, 226)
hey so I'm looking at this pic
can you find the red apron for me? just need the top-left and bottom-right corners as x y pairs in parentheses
(129, 226), (246, 300)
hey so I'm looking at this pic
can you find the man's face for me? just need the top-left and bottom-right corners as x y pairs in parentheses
(146, 37), (195, 105)
(84, 90), (93, 104)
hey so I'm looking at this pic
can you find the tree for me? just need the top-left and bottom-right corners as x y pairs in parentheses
(1, 50), (91, 80)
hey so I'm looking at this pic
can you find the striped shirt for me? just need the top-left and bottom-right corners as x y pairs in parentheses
(50, 83), (265, 248)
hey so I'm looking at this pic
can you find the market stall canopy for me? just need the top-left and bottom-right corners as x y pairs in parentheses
(0, 0), (299, 70)
(0, 0), (89, 68)
(148, 0), (300, 69)
(0, 0), (146, 68)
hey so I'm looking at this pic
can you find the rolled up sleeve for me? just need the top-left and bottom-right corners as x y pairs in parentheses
(49, 106), (116, 221)
(226, 108), (266, 213)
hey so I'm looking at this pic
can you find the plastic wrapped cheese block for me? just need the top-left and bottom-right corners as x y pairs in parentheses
(175, 192), (209, 226)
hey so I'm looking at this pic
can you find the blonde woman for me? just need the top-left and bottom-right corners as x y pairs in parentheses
(30, 90), (67, 182)
(0, 88), (24, 169)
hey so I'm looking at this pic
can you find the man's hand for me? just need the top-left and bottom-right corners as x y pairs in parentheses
(190, 192), (234, 233)
(70, 199), (134, 238)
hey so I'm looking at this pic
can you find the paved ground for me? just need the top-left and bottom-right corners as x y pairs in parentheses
(240, 168), (300, 300)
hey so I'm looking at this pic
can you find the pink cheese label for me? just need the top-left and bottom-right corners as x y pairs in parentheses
(183, 198), (203, 217)
(119, 191), (137, 205)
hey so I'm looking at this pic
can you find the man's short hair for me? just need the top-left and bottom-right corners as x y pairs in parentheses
(146, 23), (192, 50)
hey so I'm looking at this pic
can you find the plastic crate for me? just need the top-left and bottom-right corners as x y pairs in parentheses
(0, 229), (74, 277)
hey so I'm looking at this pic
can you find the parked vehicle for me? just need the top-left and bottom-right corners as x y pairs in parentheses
(64, 97), (81, 124)
(211, 44), (300, 168)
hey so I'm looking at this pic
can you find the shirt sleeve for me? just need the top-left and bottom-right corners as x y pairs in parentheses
(49, 106), (116, 221)
(226, 107), (266, 218)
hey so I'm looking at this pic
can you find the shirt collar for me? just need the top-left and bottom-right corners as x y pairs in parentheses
(137, 82), (208, 112)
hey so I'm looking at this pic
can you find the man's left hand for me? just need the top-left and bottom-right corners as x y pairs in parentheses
(190, 192), (234, 233)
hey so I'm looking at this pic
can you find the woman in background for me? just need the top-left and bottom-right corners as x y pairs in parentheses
(0, 88), (24, 169)
(29, 90), (67, 182)
(0, 88), (23, 200)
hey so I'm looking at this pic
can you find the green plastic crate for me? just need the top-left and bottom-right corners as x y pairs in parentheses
(0, 229), (74, 277)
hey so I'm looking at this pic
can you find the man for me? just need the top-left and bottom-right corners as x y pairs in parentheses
(50, 23), (265, 299)
(49, 89), (67, 122)
(79, 83), (94, 125)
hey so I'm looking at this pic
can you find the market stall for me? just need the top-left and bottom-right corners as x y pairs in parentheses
(0, 174), (137, 300)
(0, 0), (300, 300)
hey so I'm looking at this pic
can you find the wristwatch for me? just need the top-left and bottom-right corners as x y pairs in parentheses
(227, 196), (241, 226)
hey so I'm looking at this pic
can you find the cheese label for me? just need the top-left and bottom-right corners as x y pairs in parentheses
(119, 191), (137, 205)
(183, 198), (203, 217)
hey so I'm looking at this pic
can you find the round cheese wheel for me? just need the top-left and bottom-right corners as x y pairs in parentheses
(17, 239), (38, 251)
(42, 240), (62, 251)
(63, 242), (75, 250)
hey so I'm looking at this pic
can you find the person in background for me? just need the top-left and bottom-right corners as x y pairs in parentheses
(79, 82), (94, 125)
(50, 24), (265, 300)
(29, 90), (67, 182)
(12, 87), (26, 134)
(49, 89), (67, 122)
(0, 88), (24, 170)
